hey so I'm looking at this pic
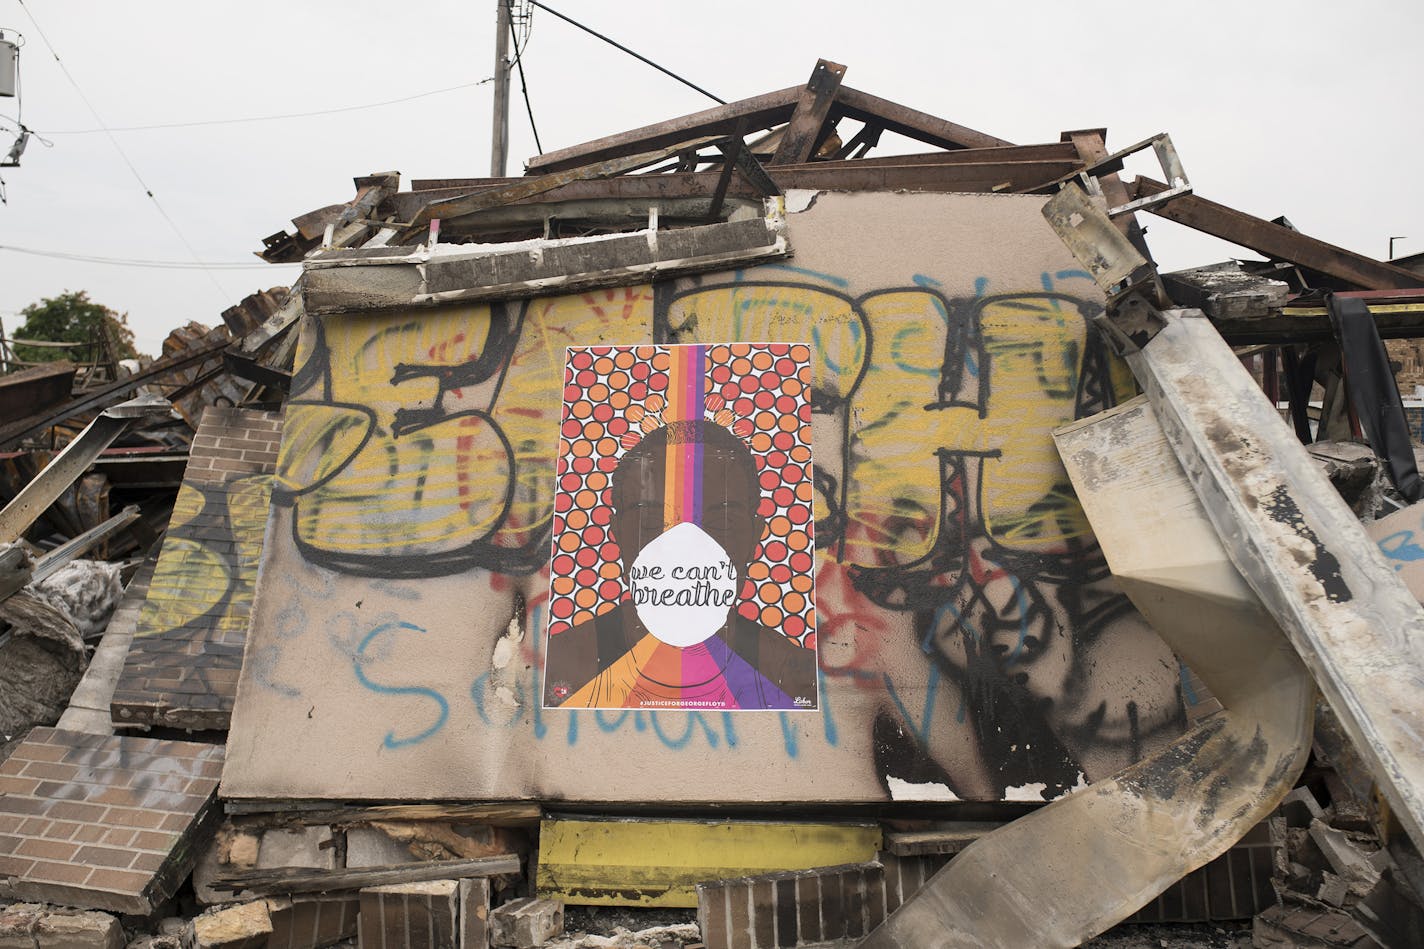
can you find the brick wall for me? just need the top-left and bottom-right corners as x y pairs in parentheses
(0, 727), (223, 915)
(111, 406), (282, 730)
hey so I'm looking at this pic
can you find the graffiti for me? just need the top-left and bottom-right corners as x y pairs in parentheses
(236, 194), (1187, 803)
(118, 471), (272, 721)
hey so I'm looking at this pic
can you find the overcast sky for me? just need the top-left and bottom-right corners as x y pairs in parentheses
(1, 0), (1420, 355)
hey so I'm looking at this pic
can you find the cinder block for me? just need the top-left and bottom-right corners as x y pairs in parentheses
(696, 862), (885, 949)
(258, 826), (335, 870)
(488, 898), (563, 949)
(359, 880), (459, 949)
(459, 878), (491, 949)
(188, 901), (274, 949)
(347, 827), (417, 868)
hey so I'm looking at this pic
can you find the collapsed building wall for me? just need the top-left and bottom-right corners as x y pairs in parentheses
(222, 190), (1189, 804)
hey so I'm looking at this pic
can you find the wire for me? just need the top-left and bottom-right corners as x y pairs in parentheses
(31, 78), (495, 135)
(525, 0), (725, 106)
(0, 244), (300, 270)
(16, 0), (232, 304)
(508, 1), (542, 153)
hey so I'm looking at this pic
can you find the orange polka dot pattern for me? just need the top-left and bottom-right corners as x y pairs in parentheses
(548, 343), (816, 649)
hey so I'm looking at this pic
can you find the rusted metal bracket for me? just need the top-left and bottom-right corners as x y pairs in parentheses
(1040, 133), (1189, 216)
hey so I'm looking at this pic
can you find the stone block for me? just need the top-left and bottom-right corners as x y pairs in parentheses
(258, 827), (335, 870)
(189, 901), (274, 949)
(459, 878), (490, 949)
(359, 879), (459, 949)
(488, 898), (563, 949)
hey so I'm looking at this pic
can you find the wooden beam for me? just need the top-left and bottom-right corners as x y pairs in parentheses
(388, 159), (1081, 226)
(832, 85), (1012, 151)
(213, 854), (522, 896)
(396, 136), (722, 243)
(410, 142), (1083, 192)
(1136, 176), (1423, 291)
(771, 59), (847, 165)
(524, 87), (802, 175)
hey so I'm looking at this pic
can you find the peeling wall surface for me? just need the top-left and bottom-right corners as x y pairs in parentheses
(222, 191), (1187, 803)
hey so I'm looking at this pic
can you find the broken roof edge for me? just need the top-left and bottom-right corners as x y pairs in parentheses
(300, 198), (790, 316)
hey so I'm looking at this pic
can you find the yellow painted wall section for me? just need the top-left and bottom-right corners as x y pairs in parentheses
(536, 818), (881, 907)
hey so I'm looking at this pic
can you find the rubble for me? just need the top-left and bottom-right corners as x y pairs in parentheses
(3, 51), (1424, 949)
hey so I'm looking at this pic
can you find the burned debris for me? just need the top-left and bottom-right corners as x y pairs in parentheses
(3, 58), (1424, 949)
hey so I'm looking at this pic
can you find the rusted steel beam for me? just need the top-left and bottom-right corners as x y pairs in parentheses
(524, 87), (803, 175)
(771, 59), (847, 165)
(387, 159), (1080, 225)
(1136, 176), (1423, 290)
(832, 85), (1012, 150)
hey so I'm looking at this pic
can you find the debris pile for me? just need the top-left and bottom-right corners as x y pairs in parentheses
(3, 57), (1424, 948)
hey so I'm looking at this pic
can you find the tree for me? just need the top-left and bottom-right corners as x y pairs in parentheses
(10, 291), (139, 366)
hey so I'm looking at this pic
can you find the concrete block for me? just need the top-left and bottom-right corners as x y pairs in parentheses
(258, 826), (335, 870)
(1280, 787), (1326, 828)
(359, 879), (459, 949)
(488, 898), (563, 949)
(189, 902), (274, 949)
(1309, 820), (1378, 885)
(347, 827), (417, 868)
(458, 878), (490, 949)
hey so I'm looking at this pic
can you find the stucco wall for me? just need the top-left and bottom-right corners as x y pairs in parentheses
(222, 191), (1186, 803)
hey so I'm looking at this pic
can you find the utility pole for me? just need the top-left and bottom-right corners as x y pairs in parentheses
(490, 0), (512, 177)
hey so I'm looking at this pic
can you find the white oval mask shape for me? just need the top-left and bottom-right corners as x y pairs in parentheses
(626, 521), (739, 648)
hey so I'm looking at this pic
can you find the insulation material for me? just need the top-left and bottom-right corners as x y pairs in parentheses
(27, 559), (123, 637)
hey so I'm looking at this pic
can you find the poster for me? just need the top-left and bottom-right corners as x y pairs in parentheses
(542, 343), (818, 711)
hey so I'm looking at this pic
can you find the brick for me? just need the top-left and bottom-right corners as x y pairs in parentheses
(16, 838), (80, 862)
(487, 897), (563, 949)
(359, 880), (460, 949)
(25, 858), (93, 885)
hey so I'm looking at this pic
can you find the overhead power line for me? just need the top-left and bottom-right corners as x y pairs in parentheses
(509, 1), (542, 154)
(525, 0), (725, 106)
(25, 78), (495, 135)
(15, 0), (232, 305)
(0, 243), (298, 270)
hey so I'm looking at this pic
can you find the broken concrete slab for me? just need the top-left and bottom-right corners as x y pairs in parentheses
(0, 727), (224, 914)
(0, 903), (124, 949)
(489, 898), (564, 949)
(1310, 820), (1381, 889)
(1161, 261), (1290, 322)
(358, 880), (459, 949)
